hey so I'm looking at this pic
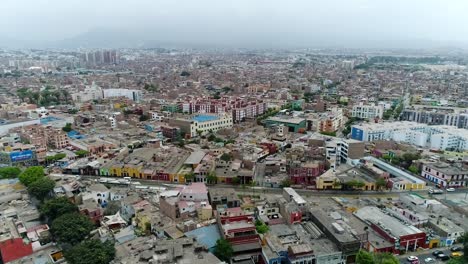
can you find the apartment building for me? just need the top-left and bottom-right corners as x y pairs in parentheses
(351, 122), (468, 151)
(351, 102), (384, 119)
(169, 114), (233, 138)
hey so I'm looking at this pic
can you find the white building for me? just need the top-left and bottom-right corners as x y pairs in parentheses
(103, 88), (142, 102)
(170, 114), (233, 138)
(149, 111), (164, 121)
(71, 82), (103, 103)
(351, 102), (384, 119)
(351, 122), (468, 151)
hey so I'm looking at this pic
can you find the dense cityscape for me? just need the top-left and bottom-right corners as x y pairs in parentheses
(0, 47), (466, 264)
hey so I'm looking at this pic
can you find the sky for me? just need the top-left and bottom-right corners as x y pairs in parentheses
(2, 0), (468, 49)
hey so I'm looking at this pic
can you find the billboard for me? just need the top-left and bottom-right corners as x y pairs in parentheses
(351, 127), (364, 141)
(10, 150), (33, 162)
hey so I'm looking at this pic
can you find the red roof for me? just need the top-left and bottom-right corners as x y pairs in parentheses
(0, 238), (33, 263)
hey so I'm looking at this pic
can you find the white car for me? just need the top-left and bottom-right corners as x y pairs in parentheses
(407, 256), (419, 262)
(424, 257), (435, 263)
(447, 188), (455, 192)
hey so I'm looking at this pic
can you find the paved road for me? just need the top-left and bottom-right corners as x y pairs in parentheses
(398, 248), (453, 264)
(53, 173), (467, 198)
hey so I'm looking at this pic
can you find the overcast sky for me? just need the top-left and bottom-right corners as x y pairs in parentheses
(2, 0), (468, 48)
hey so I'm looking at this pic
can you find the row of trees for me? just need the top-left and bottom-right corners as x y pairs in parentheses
(17, 86), (72, 106)
(356, 250), (399, 264)
(40, 197), (115, 263)
(16, 166), (115, 264)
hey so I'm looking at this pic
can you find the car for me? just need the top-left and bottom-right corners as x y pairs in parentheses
(429, 189), (443, 194)
(451, 252), (463, 258)
(407, 256), (419, 262)
(437, 254), (450, 261)
(433, 250), (444, 256)
(424, 258), (435, 263)
(451, 246), (463, 252)
(447, 188), (456, 192)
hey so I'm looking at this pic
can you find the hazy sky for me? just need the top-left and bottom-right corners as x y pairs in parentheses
(2, 0), (468, 48)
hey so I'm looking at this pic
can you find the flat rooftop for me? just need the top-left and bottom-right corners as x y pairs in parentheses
(354, 206), (424, 238)
(192, 115), (219, 122)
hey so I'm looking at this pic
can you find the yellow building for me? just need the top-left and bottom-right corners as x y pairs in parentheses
(316, 169), (341, 190)
(197, 205), (213, 221)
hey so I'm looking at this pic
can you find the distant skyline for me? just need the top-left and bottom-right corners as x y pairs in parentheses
(2, 0), (468, 49)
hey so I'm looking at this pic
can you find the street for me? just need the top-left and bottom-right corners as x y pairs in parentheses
(398, 248), (453, 264)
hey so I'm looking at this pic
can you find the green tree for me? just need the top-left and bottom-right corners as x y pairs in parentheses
(180, 71), (191, 77)
(220, 153), (232, 162)
(213, 239), (233, 263)
(40, 197), (79, 222)
(75, 150), (89, 158)
(408, 165), (419, 174)
(231, 177), (240, 185)
(206, 172), (217, 184)
(62, 123), (73, 132)
(280, 179), (292, 188)
(255, 220), (269, 234)
(373, 252), (399, 264)
(139, 114), (149, 121)
(64, 239), (116, 264)
(51, 213), (94, 245)
(356, 250), (374, 264)
(17, 87), (30, 102)
(184, 172), (195, 183)
(19, 166), (45, 186)
(457, 232), (468, 262)
(0, 167), (21, 179)
(376, 178), (387, 190)
(28, 177), (55, 201)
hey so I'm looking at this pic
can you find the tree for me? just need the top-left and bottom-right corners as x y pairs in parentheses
(40, 197), (79, 222)
(220, 153), (232, 162)
(180, 71), (191, 77)
(0, 167), (21, 179)
(213, 92), (221, 99)
(17, 87), (30, 102)
(255, 220), (269, 234)
(75, 150), (89, 158)
(19, 166), (45, 186)
(51, 213), (94, 245)
(139, 114), (149, 121)
(184, 172), (195, 183)
(231, 177), (240, 185)
(207, 134), (216, 142)
(28, 177), (55, 201)
(62, 123), (73, 132)
(320, 131), (337, 137)
(206, 172), (217, 184)
(373, 252), (399, 264)
(408, 165), (419, 174)
(356, 250), (374, 264)
(376, 178), (387, 190)
(457, 232), (468, 262)
(64, 239), (115, 264)
(280, 179), (292, 188)
(213, 239), (233, 262)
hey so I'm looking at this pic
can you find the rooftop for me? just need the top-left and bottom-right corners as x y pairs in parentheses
(354, 206), (424, 238)
(192, 115), (219, 122)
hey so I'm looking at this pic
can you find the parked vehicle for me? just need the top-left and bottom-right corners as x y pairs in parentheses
(447, 188), (455, 192)
(429, 189), (443, 194)
(451, 252), (463, 258)
(451, 246), (463, 252)
(433, 250), (444, 256)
